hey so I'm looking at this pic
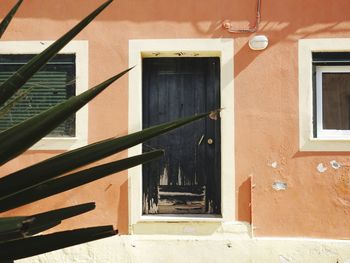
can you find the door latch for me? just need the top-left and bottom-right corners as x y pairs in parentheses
(198, 134), (205, 145)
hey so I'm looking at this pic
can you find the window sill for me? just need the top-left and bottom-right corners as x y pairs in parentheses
(300, 137), (350, 152)
(130, 220), (251, 236)
(139, 214), (223, 222)
(29, 137), (87, 151)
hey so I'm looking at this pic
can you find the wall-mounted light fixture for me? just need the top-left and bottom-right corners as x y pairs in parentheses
(249, 35), (268, 50)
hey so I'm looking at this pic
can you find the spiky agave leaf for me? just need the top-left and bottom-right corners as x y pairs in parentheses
(0, 86), (34, 118)
(0, 203), (95, 241)
(0, 112), (210, 198)
(0, 217), (25, 239)
(0, 68), (132, 166)
(0, 226), (117, 261)
(0, 0), (24, 39)
(0, 150), (163, 212)
(0, 0), (113, 106)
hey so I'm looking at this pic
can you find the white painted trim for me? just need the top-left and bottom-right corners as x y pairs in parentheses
(128, 39), (234, 234)
(0, 41), (88, 150)
(299, 38), (350, 151)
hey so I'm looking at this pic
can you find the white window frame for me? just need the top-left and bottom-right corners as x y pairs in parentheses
(0, 41), (88, 150)
(128, 39), (235, 234)
(299, 38), (350, 151)
(316, 66), (350, 139)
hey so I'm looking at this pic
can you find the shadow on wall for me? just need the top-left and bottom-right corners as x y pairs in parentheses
(117, 179), (129, 234)
(238, 176), (252, 223)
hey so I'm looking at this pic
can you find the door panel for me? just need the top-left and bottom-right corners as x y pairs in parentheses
(142, 57), (221, 215)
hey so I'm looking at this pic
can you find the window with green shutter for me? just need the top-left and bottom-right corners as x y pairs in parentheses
(0, 54), (76, 137)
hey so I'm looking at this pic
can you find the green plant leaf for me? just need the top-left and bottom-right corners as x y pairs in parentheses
(0, 0), (113, 106)
(0, 202), (95, 241)
(0, 217), (25, 237)
(0, 67), (131, 166)
(0, 86), (34, 118)
(0, 150), (163, 212)
(0, 112), (210, 198)
(0, 0), (24, 39)
(0, 225), (116, 261)
(29, 202), (95, 226)
(24, 202), (96, 236)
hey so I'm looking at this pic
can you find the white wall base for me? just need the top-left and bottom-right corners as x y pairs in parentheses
(17, 224), (350, 263)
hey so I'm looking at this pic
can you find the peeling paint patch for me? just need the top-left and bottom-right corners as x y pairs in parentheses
(333, 171), (350, 207)
(272, 181), (287, 191)
(148, 198), (158, 214)
(330, 160), (341, 170)
(317, 163), (327, 173)
(279, 255), (291, 263)
(271, 161), (278, 169)
(337, 197), (350, 207)
(157, 185), (206, 214)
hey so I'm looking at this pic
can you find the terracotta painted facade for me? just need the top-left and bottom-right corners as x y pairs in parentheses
(1, 0), (350, 240)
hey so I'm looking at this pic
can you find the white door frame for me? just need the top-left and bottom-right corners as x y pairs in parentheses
(128, 39), (234, 233)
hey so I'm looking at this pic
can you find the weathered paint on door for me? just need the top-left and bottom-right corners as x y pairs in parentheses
(142, 57), (221, 215)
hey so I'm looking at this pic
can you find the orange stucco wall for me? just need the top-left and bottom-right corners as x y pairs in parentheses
(1, 0), (350, 238)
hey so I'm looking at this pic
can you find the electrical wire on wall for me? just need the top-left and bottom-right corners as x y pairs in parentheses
(222, 0), (261, 33)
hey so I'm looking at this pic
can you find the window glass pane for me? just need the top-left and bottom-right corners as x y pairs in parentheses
(322, 73), (350, 130)
(0, 54), (76, 137)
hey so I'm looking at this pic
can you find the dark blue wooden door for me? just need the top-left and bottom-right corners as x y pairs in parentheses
(142, 57), (221, 215)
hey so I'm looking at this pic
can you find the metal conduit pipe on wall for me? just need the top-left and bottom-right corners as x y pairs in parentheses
(222, 0), (261, 33)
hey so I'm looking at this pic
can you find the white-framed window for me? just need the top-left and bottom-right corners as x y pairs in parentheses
(299, 38), (350, 151)
(0, 41), (88, 150)
(128, 39), (235, 234)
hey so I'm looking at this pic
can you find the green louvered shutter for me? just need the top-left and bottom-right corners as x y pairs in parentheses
(0, 54), (76, 137)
